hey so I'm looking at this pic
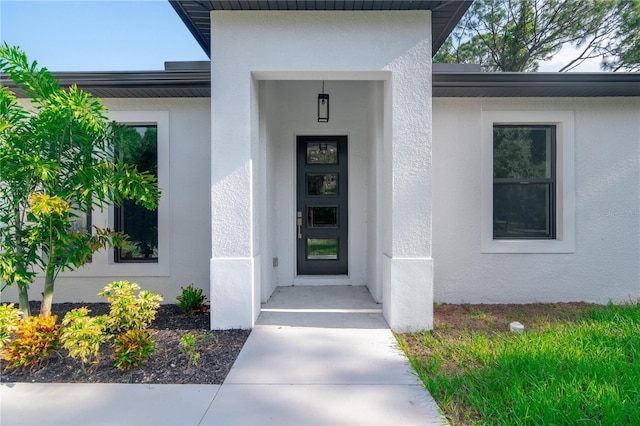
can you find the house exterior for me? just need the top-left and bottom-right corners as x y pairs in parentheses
(3, 1), (639, 332)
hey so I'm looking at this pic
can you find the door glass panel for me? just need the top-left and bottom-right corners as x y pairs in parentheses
(307, 174), (337, 196)
(307, 142), (337, 164)
(307, 238), (338, 260)
(308, 206), (338, 228)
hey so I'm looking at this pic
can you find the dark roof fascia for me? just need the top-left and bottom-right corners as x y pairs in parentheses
(6, 69), (640, 99)
(3, 70), (211, 98)
(433, 72), (640, 97)
(169, 0), (473, 58)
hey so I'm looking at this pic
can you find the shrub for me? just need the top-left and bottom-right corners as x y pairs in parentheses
(0, 303), (22, 351)
(179, 332), (200, 368)
(3, 315), (60, 372)
(176, 284), (209, 316)
(60, 308), (109, 365)
(113, 329), (155, 370)
(98, 280), (163, 332)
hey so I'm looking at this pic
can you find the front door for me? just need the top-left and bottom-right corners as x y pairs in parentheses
(296, 135), (348, 275)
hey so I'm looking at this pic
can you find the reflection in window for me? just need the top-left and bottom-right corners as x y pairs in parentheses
(307, 174), (337, 196)
(308, 207), (337, 228)
(307, 238), (338, 260)
(493, 125), (555, 239)
(114, 125), (158, 262)
(307, 142), (337, 164)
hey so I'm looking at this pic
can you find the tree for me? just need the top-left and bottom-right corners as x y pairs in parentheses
(0, 44), (161, 317)
(602, 0), (640, 71)
(435, 0), (628, 72)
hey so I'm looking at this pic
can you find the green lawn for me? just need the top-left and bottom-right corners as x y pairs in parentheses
(396, 302), (640, 425)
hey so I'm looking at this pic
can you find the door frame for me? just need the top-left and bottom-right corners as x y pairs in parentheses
(295, 134), (349, 276)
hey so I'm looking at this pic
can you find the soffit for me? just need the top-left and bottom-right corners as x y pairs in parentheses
(169, 0), (472, 57)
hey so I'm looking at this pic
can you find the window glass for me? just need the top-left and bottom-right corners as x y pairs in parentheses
(307, 238), (338, 260)
(494, 126), (552, 179)
(308, 206), (338, 228)
(114, 125), (158, 262)
(493, 125), (555, 240)
(307, 142), (337, 164)
(307, 174), (338, 196)
(493, 184), (552, 238)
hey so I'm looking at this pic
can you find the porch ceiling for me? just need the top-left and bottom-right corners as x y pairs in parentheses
(168, 0), (472, 57)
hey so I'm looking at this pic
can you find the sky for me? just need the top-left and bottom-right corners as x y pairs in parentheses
(0, 0), (209, 72)
(0, 0), (601, 73)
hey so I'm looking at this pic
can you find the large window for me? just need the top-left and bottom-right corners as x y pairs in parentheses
(493, 125), (556, 239)
(114, 125), (158, 263)
(481, 110), (575, 254)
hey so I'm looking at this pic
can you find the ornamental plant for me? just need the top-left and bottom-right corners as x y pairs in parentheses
(60, 307), (109, 366)
(176, 284), (209, 316)
(98, 280), (163, 332)
(179, 332), (200, 369)
(0, 303), (21, 351)
(113, 329), (155, 370)
(3, 314), (60, 371)
(0, 44), (161, 317)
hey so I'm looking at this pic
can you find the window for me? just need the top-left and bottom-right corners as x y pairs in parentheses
(481, 111), (575, 254)
(114, 124), (158, 263)
(493, 125), (556, 239)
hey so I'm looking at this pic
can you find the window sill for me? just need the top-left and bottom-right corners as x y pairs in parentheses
(481, 238), (575, 254)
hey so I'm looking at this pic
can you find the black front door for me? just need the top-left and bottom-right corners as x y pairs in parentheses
(296, 135), (348, 275)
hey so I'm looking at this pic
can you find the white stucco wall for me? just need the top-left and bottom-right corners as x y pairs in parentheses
(433, 97), (640, 304)
(1, 98), (212, 305)
(209, 10), (434, 330)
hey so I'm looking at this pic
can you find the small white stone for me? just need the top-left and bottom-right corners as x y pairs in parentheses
(510, 321), (525, 334)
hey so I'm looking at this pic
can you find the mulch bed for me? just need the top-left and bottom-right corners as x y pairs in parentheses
(0, 302), (250, 384)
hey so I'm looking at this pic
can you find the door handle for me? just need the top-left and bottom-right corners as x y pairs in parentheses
(296, 211), (302, 239)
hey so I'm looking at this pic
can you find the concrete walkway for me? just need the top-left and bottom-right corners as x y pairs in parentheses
(1, 286), (447, 425)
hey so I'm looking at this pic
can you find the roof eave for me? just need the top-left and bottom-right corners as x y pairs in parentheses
(433, 72), (640, 97)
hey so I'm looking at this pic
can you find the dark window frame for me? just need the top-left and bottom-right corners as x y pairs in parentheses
(114, 124), (159, 263)
(493, 124), (557, 240)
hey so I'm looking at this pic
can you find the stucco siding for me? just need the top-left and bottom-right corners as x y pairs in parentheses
(1, 98), (212, 305)
(433, 97), (640, 304)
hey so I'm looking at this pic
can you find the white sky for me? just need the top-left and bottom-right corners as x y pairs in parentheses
(538, 44), (603, 72)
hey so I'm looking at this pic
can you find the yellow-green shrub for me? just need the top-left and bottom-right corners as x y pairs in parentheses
(3, 315), (60, 371)
(60, 308), (109, 365)
(0, 303), (22, 352)
(98, 280), (163, 332)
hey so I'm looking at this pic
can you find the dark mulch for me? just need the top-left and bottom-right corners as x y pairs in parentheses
(0, 302), (250, 384)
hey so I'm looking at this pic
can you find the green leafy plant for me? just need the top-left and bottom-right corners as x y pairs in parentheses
(0, 303), (22, 351)
(3, 314), (60, 371)
(113, 329), (155, 370)
(98, 280), (163, 332)
(179, 332), (200, 368)
(176, 284), (209, 316)
(0, 44), (161, 317)
(60, 307), (109, 365)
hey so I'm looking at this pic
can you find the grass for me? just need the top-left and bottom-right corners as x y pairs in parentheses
(396, 302), (640, 425)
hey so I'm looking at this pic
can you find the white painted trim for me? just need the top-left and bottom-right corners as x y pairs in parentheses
(252, 70), (391, 81)
(60, 110), (171, 276)
(481, 110), (576, 253)
(293, 276), (351, 286)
